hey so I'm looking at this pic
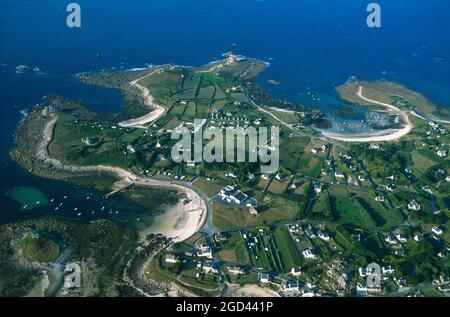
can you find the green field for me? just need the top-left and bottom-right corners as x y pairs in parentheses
(50, 114), (141, 169)
(212, 193), (300, 229)
(272, 227), (303, 272)
(328, 186), (377, 229)
(279, 136), (310, 173)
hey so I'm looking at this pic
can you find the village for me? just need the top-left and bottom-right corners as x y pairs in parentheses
(45, 56), (449, 297)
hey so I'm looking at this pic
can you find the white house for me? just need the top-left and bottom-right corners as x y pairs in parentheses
(220, 186), (248, 205)
(197, 245), (212, 259)
(396, 233), (408, 243)
(303, 249), (317, 259)
(432, 226), (443, 235)
(317, 229), (330, 241)
(408, 200), (421, 211)
(281, 281), (299, 292)
(375, 196), (385, 202)
(382, 266), (395, 275)
(314, 183), (322, 194)
(340, 152), (352, 160)
(291, 267), (302, 277)
(422, 186), (433, 195)
(126, 144), (136, 153)
(436, 149), (447, 157)
(259, 273), (270, 283)
(414, 234), (424, 241)
(335, 171), (345, 178)
(385, 235), (398, 245)
(227, 266), (245, 275)
(165, 254), (179, 264)
(202, 263), (218, 274)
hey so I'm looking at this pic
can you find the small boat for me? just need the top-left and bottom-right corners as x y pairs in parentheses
(50, 199), (54, 203)
(74, 208), (78, 211)
(23, 205), (29, 209)
(63, 196), (68, 199)
(77, 213), (82, 216)
(101, 206), (105, 211)
(54, 207), (59, 211)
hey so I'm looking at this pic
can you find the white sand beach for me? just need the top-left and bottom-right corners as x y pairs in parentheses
(38, 110), (207, 243)
(323, 86), (413, 142)
(118, 70), (166, 128)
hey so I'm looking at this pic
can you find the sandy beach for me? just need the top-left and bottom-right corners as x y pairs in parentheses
(38, 111), (207, 243)
(226, 284), (280, 297)
(323, 86), (413, 142)
(118, 70), (166, 128)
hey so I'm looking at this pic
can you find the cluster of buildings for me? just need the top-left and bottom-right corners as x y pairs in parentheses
(258, 273), (321, 297)
(310, 144), (327, 154)
(218, 185), (256, 207)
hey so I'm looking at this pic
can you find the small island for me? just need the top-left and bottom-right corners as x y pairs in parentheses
(20, 233), (60, 263)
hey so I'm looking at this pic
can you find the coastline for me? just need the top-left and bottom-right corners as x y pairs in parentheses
(16, 107), (207, 243)
(118, 69), (166, 128)
(322, 86), (414, 142)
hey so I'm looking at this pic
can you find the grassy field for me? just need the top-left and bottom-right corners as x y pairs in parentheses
(212, 193), (299, 229)
(192, 177), (229, 198)
(50, 114), (140, 169)
(279, 136), (310, 173)
(349, 187), (404, 228)
(216, 232), (251, 266)
(267, 178), (290, 194)
(310, 190), (332, 221)
(297, 154), (326, 178)
(272, 227), (303, 272)
(411, 149), (441, 174)
(328, 186), (377, 230)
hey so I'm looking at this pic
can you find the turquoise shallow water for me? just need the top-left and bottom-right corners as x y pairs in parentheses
(0, 0), (449, 223)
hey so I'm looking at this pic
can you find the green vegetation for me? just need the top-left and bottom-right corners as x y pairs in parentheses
(20, 234), (60, 263)
(272, 227), (302, 272)
(337, 80), (450, 120)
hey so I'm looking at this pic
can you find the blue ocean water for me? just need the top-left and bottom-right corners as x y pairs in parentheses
(0, 0), (449, 221)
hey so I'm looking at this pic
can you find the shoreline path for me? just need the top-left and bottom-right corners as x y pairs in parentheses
(39, 112), (207, 243)
(321, 86), (414, 142)
(117, 70), (166, 128)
